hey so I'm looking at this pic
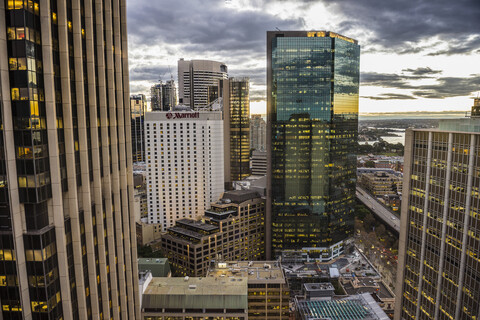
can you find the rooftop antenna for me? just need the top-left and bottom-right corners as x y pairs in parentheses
(275, 27), (280, 31)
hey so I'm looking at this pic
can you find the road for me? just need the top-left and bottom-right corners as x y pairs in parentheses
(356, 186), (400, 233)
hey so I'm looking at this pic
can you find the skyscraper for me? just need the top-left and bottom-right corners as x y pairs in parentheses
(266, 31), (359, 260)
(0, 1), (140, 319)
(131, 94), (146, 162)
(395, 105), (480, 320)
(150, 80), (177, 111)
(145, 110), (224, 231)
(250, 114), (266, 151)
(178, 59), (228, 109)
(223, 77), (250, 187)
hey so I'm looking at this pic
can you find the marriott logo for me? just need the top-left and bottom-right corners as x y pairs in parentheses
(165, 112), (200, 120)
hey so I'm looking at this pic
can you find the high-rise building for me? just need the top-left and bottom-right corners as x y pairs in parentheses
(223, 77), (250, 187)
(251, 150), (267, 176)
(145, 110), (224, 231)
(395, 111), (480, 320)
(0, 0), (140, 319)
(131, 94), (146, 162)
(150, 80), (177, 111)
(250, 114), (266, 151)
(266, 31), (360, 260)
(178, 59), (228, 109)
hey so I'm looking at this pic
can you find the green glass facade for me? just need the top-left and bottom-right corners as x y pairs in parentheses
(266, 31), (359, 260)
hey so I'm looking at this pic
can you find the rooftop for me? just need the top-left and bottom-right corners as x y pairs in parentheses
(142, 276), (248, 310)
(176, 219), (218, 232)
(296, 293), (389, 320)
(138, 258), (170, 277)
(207, 261), (285, 284)
(220, 190), (261, 204)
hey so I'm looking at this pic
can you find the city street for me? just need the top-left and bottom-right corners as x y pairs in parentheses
(356, 186), (400, 233)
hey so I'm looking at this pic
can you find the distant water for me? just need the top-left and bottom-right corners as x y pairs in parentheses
(359, 111), (466, 120)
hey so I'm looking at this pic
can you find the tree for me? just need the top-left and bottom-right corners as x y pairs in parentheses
(363, 213), (376, 231)
(365, 160), (375, 168)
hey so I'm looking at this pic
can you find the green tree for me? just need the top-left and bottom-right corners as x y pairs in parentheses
(365, 160), (375, 168)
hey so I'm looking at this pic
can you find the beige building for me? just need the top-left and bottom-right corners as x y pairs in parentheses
(141, 276), (248, 320)
(178, 59), (228, 109)
(208, 261), (290, 320)
(360, 171), (403, 197)
(161, 190), (265, 276)
(0, 0), (140, 319)
(250, 114), (266, 151)
(395, 121), (480, 319)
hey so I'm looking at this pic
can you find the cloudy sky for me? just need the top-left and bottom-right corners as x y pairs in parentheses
(127, 0), (480, 114)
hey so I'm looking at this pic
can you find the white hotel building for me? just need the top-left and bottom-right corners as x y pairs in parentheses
(145, 111), (224, 231)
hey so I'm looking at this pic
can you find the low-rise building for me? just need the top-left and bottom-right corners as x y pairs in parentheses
(360, 171), (402, 197)
(141, 276), (248, 320)
(160, 190), (265, 276)
(138, 258), (171, 277)
(208, 261), (290, 320)
(136, 222), (162, 246)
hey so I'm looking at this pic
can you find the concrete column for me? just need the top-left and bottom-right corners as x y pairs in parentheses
(55, 0), (89, 316)
(112, 0), (134, 317)
(0, 4), (32, 318)
(434, 132), (453, 319)
(98, 0), (121, 317)
(455, 134), (476, 320)
(414, 131), (433, 320)
(83, 0), (111, 316)
(71, 0), (100, 317)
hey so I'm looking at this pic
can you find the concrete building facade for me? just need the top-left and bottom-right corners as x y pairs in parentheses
(150, 80), (177, 112)
(160, 190), (265, 276)
(0, 0), (140, 318)
(250, 114), (266, 151)
(208, 261), (290, 320)
(251, 150), (267, 176)
(141, 276), (248, 320)
(395, 126), (480, 320)
(359, 171), (403, 197)
(145, 111), (224, 231)
(178, 59), (228, 109)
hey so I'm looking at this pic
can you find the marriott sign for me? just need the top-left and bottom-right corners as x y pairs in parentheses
(165, 112), (200, 120)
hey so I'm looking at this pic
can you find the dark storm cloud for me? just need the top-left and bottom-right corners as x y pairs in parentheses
(411, 75), (480, 99)
(129, 65), (172, 82)
(402, 67), (442, 76)
(362, 72), (480, 99)
(323, 0), (480, 54)
(127, 0), (303, 95)
(360, 72), (428, 89)
(127, 0), (303, 53)
(362, 93), (417, 100)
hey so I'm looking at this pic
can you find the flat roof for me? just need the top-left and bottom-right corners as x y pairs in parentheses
(207, 261), (285, 284)
(176, 219), (218, 232)
(142, 277), (248, 310)
(221, 190), (261, 204)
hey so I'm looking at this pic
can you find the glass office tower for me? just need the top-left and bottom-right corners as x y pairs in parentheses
(0, 0), (140, 319)
(228, 77), (250, 182)
(266, 31), (359, 261)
